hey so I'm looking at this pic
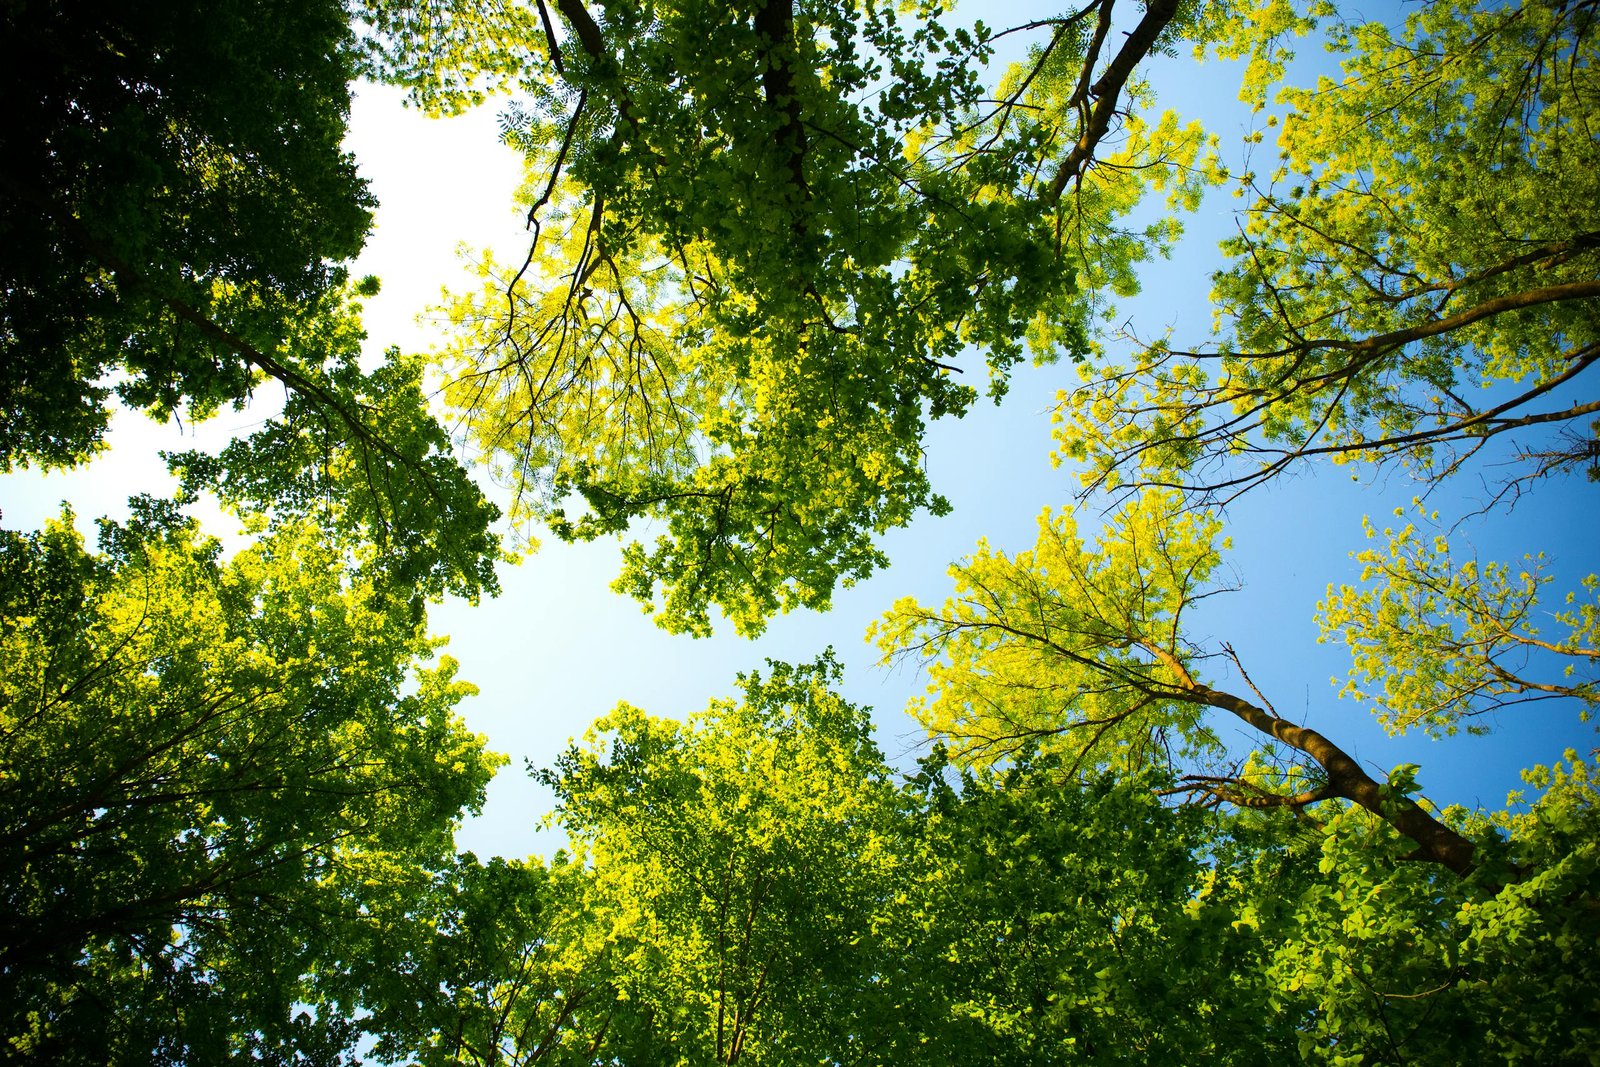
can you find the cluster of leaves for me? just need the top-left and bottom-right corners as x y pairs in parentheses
(875, 488), (1493, 875)
(163, 328), (504, 605)
(329, 659), (1263, 1064)
(1317, 503), (1599, 737)
(0, 0), (368, 467)
(1055, 0), (1600, 502)
(326, 661), (1598, 1065)
(0, 503), (500, 1062)
(391, 0), (1223, 634)
(0, 0), (503, 601)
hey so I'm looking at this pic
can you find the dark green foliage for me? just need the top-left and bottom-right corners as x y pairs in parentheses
(893, 755), (1294, 1066)
(0, 0), (502, 601)
(0, 0), (370, 467)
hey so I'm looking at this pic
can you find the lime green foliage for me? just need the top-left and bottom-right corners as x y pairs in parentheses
(320, 852), (622, 1066)
(3, 1), (1595, 1061)
(541, 654), (903, 1063)
(0, 505), (500, 1062)
(873, 489), (1227, 770)
(1203, 0), (1336, 102)
(342, 666), (1305, 1066)
(881, 488), (1600, 1059)
(331, 655), (905, 1065)
(1056, 0), (1600, 499)
(329, 665), (1599, 1065)
(355, 0), (550, 113)
(402, 0), (1221, 634)
(877, 488), (1486, 874)
(1319, 503), (1599, 737)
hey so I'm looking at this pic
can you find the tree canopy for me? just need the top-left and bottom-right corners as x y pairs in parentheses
(321, 661), (1600, 1065)
(3, 0), (1598, 1062)
(0, 0), (370, 468)
(1054, 0), (1600, 502)
(387, 0), (1219, 634)
(0, 503), (499, 1062)
(873, 489), (1491, 874)
(0, 0), (503, 601)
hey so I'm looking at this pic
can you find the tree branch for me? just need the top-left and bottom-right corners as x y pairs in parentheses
(1045, 0), (1181, 203)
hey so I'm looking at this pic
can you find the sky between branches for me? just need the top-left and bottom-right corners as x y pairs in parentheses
(3, 2), (1593, 859)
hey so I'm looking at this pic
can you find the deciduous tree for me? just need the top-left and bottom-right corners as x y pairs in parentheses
(890, 752), (1295, 1066)
(1055, 0), (1600, 502)
(0, 502), (500, 1062)
(540, 654), (903, 1063)
(875, 490), (1600, 1060)
(1, 0), (502, 600)
(349, 663), (1298, 1066)
(388, 0), (1220, 634)
(1317, 504), (1599, 738)
(1, 0), (367, 467)
(874, 489), (1485, 875)
(1212, 751), (1600, 1066)
(320, 852), (622, 1067)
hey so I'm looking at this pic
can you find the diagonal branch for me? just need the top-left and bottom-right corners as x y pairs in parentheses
(1045, 0), (1182, 202)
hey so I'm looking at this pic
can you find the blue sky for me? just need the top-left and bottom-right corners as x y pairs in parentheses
(4, 5), (1593, 860)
